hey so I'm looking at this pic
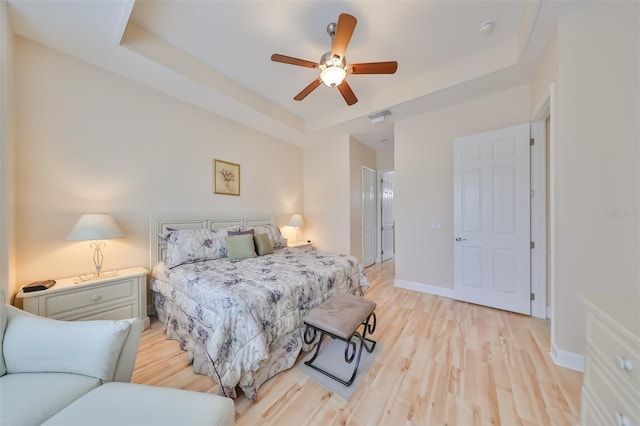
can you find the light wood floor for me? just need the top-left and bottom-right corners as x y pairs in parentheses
(131, 260), (583, 425)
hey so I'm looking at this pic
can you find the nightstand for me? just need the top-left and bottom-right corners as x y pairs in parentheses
(17, 266), (149, 329)
(287, 241), (312, 251)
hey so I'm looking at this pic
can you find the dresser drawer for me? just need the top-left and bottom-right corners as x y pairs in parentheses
(584, 351), (640, 426)
(42, 278), (138, 318)
(588, 311), (640, 391)
(581, 386), (609, 426)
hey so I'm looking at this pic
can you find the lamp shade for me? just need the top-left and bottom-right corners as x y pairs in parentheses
(66, 214), (124, 241)
(287, 214), (305, 228)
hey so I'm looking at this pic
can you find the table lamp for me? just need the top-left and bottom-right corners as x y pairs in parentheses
(66, 214), (124, 279)
(287, 213), (305, 243)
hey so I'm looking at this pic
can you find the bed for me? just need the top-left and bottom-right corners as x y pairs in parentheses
(148, 214), (369, 400)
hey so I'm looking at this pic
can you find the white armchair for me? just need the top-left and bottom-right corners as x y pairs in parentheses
(0, 303), (142, 425)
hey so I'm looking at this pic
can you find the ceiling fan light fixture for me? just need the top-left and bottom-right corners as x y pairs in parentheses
(320, 66), (346, 87)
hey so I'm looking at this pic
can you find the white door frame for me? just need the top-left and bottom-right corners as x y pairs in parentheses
(380, 170), (395, 262)
(377, 168), (394, 263)
(530, 83), (555, 323)
(361, 166), (376, 267)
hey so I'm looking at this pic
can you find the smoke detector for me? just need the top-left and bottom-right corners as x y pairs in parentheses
(478, 21), (494, 36)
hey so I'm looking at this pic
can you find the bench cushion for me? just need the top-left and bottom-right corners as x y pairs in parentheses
(304, 294), (376, 340)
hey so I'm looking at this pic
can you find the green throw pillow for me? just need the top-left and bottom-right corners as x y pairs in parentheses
(226, 234), (257, 260)
(254, 233), (274, 256)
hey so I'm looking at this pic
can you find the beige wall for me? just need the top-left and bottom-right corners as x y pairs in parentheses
(0, 0), (16, 300)
(376, 148), (394, 171)
(529, 29), (557, 113)
(552, 2), (639, 355)
(394, 85), (530, 289)
(13, 38), (303, 289)
(303, 137), (350, 254)
(349, 138), (377, 262)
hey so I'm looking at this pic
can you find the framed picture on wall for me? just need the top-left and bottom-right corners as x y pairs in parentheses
(213, 159), (240, 196)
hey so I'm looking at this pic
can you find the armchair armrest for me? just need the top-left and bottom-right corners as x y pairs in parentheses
(3, 305), (140, 382)
(112, 316), (141, 382)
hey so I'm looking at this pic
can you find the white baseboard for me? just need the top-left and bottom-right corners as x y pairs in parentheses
(393, 279), (454, 299)
(547, 306), (552, 319)
(550, 341), (584, 372)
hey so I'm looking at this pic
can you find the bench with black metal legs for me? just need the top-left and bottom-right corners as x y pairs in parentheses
(302, 293), (377, 387)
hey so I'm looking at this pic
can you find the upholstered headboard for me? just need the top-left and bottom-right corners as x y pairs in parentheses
(149, 214), (274, 267)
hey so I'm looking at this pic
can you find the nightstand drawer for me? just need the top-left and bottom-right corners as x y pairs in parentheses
(42, 279), (138, 318)
(61, 301), (139, 321)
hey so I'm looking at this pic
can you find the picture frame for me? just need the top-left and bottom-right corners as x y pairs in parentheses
(213, 159), (240, 196)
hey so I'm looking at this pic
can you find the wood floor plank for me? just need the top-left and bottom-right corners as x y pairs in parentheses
(131, 259), (583, 425)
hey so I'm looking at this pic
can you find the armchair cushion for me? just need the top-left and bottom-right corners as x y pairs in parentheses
(0, 372), (101, 426)
(3, 311), (131, 381)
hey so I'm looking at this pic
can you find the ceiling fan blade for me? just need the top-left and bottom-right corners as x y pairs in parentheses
(294, 78), (323, 101)
(331, 13), (357, 60)
(337, 80), (358, 105)
(348, 61), (398, 74)
(271, 54), (319, 69)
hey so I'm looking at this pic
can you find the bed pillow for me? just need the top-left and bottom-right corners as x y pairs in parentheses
(165, 228), (228, 268)
(252, 224), (287, 249)
(226, 234), (257, 260)
(254, 233), (274, 256)
(228, 229), (254, 236)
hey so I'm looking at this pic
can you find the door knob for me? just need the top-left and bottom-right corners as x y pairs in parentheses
(455, 237), (467, 242)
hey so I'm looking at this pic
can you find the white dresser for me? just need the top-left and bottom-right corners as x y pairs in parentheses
(581, 294), (640, 426)
(17, 267), (149, 329)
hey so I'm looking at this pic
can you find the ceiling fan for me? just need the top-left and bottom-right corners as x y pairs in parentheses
(271, 13), (398, 106)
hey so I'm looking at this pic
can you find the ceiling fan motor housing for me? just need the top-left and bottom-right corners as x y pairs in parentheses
(326, 22), (337, 38)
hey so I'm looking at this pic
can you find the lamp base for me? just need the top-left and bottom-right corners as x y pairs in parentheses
(74, 269), (120, 284)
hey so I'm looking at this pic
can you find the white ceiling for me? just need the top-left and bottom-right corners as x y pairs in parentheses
(7, 0), (581, 151)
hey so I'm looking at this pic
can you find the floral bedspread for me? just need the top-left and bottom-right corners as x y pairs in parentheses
(150, 248), (368, 399)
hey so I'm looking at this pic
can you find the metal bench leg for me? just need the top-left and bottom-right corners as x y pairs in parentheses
(343, 312), (377, 385)
(360, 312), (377, 353)
(303, 324), (326, 365)
(303, 312), (377, 387)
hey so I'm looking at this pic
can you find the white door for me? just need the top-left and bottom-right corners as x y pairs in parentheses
(362, 167), (376, 267)
(453, 124), (531, 315)
(381, 171), (395, 261)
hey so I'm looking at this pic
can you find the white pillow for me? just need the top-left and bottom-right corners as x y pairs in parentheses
(164, 228), (228, 268)
(3, 314), (131, 381)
